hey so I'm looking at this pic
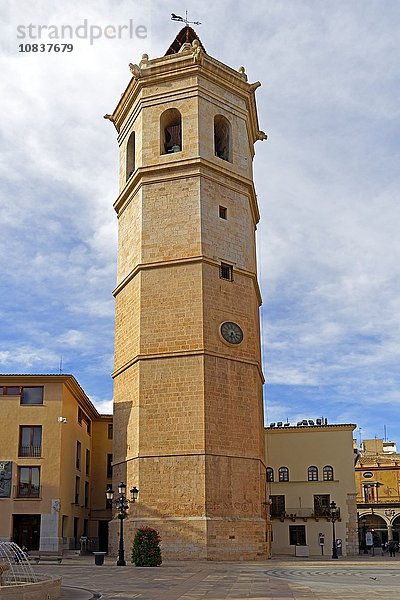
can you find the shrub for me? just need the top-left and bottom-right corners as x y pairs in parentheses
(131, 526), (162, 567)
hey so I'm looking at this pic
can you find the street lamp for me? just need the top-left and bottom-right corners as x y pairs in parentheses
(330, 501), (339, 559)
(361, 517), (368, 554)
(106, 482), (139, 566)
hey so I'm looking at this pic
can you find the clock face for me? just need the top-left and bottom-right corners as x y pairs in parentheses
(220, 321), (243, 345)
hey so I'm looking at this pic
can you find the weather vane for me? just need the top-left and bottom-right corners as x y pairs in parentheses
(171, 10), (201, 26)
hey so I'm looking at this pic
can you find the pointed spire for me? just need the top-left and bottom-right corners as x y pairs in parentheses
(165, 26), (206, 56)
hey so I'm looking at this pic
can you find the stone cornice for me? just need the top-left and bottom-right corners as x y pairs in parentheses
(113, 452), (266, 471)
(113, 157), (260, 225)
(112, 349), (265, 384)
(113, 255), (262, 306)
(109, 50), (264, 145)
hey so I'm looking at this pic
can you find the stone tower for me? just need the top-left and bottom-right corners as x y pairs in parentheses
(106, 27), (268, 560)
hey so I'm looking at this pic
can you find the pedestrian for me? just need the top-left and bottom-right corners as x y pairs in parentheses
(388, 540), (396, 557)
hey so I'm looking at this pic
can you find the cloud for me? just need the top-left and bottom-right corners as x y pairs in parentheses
(90, 395), (113, 415)
(58, 330), (86, 348)
(0, 346), (58, 368)
(1, 0), (400, 443)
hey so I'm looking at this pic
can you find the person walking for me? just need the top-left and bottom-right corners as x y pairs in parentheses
(388, 540), (396, 557)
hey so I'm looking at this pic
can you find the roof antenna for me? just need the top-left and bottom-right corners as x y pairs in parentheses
(171, 10), (202, 26)
(59, 356), (63, 374)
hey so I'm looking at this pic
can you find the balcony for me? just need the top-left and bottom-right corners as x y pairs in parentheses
(18, 445), (42, 458)
(13, 484), (42, 499)
(358, 499), (400, 507)
(314, 506), (336, 518)
(271, 507), (340, 521)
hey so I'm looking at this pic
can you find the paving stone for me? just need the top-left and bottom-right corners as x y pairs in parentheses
(32, 555), (400, 599)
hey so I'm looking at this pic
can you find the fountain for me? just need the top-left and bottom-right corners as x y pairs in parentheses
(0, 542), (61, 599)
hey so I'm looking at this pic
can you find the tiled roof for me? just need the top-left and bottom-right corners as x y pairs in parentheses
(165, 26), (206, 56)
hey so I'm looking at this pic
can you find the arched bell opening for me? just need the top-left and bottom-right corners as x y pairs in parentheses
(160, 108), (182, 154)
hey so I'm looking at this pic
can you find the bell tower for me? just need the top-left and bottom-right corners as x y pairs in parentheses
(107, 27), (268, 560)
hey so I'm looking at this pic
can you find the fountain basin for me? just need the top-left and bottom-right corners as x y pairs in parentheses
(0, 574), (61, 599)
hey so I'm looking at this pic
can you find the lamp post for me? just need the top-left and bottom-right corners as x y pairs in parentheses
(330, 501), (338, 559)
(362, 517), (368, 554)
(106, 482), (139, 566)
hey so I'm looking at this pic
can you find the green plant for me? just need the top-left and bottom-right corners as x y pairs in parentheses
(131, 526), (162, 567)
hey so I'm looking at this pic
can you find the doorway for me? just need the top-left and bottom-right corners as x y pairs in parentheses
(98, 520), (109, 552)
(13, 514), (41, 550)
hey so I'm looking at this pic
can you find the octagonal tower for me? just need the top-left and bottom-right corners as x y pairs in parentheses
(107, 27), (268, 560)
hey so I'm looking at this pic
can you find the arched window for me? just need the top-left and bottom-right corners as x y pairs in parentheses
(214, 114), (232, 162)
(308, 466), (318, 481)
(323, 466), (334, 481)
(160, 108), (182, 154)
(126, 131), (135, 181)
(278, 467), (289, 482)
(266, 467), (274, 483)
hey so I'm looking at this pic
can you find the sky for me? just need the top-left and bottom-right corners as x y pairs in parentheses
(1, 1), (399, 443)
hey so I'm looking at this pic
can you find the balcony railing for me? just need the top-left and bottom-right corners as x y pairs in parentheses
(18, 445), (42, 457)
(358, 498), (400, 505)
(271, 507), (341, 520)
(314, 506), (335, 518)
(13, 484), (42, 499)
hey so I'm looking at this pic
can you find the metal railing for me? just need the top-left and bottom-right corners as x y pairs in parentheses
(358, 498), (400, 505)
(18, 446), (42, 457)
(271, 507), (340, 520)
(13, 485), (42, 499)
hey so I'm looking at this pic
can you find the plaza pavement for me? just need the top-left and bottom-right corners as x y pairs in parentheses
(33, 554), (400, 600)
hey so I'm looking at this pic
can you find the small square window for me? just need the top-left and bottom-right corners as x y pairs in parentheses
(6, 387), (20, 395)
(219, 206), (227, 219)
(21, 387), (43, 405)
(220, 263), (233, 281)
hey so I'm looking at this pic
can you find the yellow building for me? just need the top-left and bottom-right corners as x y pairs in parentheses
(265, 422), (358, 556)
(355, 438), (400, 547)
(106, 26), (267, 559)
(0, 375), (112, 552)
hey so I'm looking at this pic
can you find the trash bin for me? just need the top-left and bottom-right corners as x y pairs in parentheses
(93, 552), (106, 566)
